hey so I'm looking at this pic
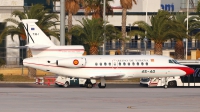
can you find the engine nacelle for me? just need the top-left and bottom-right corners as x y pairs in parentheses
(56, 57), (86, 68)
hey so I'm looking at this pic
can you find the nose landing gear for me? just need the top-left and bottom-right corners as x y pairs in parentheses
(98, 77), (106, 88)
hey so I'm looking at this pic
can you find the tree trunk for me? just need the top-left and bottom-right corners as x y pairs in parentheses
(175, 40), (184, 60)
(154, 42), (163, 55)
(27, 49), (36, 78)
(67, 12), (72, 45)
(90, 45), (98, 55)
(121, 8), (127, 55)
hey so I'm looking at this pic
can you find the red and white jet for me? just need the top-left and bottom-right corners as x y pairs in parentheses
(22, 19), (194, 88)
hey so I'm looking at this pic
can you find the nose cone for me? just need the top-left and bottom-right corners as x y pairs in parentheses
(184, 67), (194, 76)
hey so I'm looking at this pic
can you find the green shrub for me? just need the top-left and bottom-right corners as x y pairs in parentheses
(0, 58), (5, 67)
(0, 74), (4, 81)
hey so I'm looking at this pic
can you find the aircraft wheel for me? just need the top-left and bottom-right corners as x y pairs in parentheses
(168, 81), (177, 87)
(164, 85), (167, 89)
(63, 81), (69, 88)
(98, 83), (106, 88)
(86, 83), (93, 88)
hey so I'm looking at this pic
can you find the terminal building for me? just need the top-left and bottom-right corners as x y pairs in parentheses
(0, 0), (199, 66)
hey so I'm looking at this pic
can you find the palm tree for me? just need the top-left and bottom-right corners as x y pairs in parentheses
(65, 0), (83, 45)
(173, 12), (200, 59)
(131, 10), (185, 55)
(83, 0), (113, 19)
(0, 4), (59, 78)
(70, 18), (121, 55)
(171, 13), (188, 60)
(120, 0), (137, 54)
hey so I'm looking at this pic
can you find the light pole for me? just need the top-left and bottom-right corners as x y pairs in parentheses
(145, 0), (148, 24)
(129, 23), (131, 33)
(60, 0), (65, 45)
(186, 0), (189, 60)
(144, 37), (148, 55)
(102, 0), (106, 55)
(145, 0), (148, 55)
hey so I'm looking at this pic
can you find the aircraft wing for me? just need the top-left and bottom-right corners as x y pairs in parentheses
(25, 44), (50, 49)
(7, 46), (27, 49)
(90, 73), (125, 78)
(8, 44), (50, 49)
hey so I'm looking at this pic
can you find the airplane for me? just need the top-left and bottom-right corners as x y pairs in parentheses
(21, 19), (194, 89)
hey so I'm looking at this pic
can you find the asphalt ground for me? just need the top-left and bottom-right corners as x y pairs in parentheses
(0, 82), (141, 88)
(0, 83), (200, 112)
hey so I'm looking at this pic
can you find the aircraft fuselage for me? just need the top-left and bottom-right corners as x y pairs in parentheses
(23, 55), (193, 79)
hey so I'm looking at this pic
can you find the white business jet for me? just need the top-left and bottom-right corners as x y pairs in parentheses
(22, 19), (194, 89)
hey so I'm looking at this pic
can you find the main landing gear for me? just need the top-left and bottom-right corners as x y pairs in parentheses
(85, 79), (93, 88)
(164, 77), (168, 89)
(98, 78), (106, 88)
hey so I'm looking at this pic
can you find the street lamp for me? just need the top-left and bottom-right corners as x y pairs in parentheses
(102, 0), (106, 55)
(144, 37), (148, 55)
(183, 38), (186, 59)
(186, 0), (189, 60)
(60, 0), (65, 45)
(129, 23), (131, 33)
(144, 0), (148, 55)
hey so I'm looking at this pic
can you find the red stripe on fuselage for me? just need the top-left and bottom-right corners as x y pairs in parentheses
(23, 62), (188, 70)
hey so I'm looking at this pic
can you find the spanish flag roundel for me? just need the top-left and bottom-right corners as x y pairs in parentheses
(73, 59), (79, 65)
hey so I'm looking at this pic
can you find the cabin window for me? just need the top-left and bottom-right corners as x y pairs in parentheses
(146, 62), (148, 66)
(104, 62), (107, 66)
(119, 62), (121, 66)
(137, 62), (139, 66)
(132, 62), (135, 66)
(109, 62), (111, 66)
(95, 62), (98, 66)
(100, 63), (102, 66)
(123, 62), (126, 66)
(128, 62), (130, 66)
(141, 62), (144, 66)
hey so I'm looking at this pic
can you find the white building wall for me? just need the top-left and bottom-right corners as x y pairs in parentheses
(70, 0), (161, 26)
(0, 0), (24, 65)
(0, 0), (23, 6)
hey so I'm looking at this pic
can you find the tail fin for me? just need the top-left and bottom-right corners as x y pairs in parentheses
(22, 19), (55, 46)
(21, 19), (85, 57)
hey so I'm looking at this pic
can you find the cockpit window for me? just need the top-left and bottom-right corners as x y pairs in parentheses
(173, 60), (180, 64)
(169, 60), (174, 63)
(169, 59), (179, 64)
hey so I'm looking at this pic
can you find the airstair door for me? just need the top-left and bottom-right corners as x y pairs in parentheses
(149, 78), (159, 87)
(112, 59), (118, 69)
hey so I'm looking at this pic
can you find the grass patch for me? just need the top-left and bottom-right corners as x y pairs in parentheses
(3, 75), (35, 82)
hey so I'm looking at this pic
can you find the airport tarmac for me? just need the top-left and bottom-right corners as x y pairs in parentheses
(0, 83), (200, 112)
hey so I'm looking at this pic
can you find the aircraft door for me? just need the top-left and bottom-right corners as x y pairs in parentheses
(112, 59), (118, 69)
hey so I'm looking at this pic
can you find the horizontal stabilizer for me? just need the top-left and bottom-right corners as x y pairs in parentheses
(25, 44), (50, 49)
(90, 73), (124, 78)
